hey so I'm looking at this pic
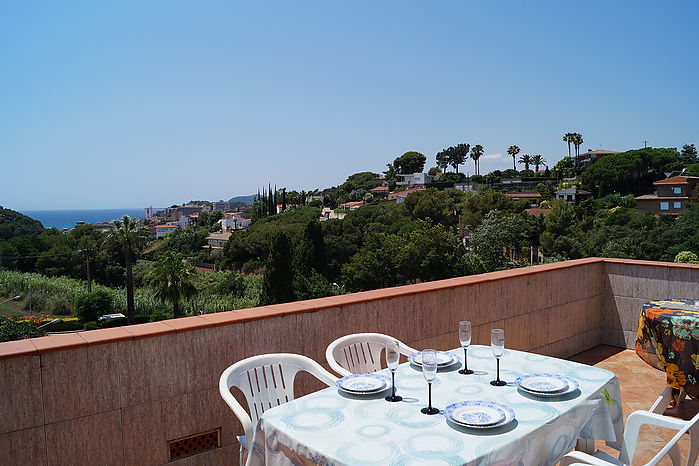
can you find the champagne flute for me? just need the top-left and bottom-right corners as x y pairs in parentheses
(458, 321), (474, 375)
(385, 340), (402, 402)
(490, 329), (507, 386)
(420, 349), (440, 415)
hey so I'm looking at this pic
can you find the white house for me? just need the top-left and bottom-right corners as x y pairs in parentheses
(212, 200), (233, 211)
(396, 173), (434, 187)
(555, 186), (592, 203)
(153, 224), (180, 238)
(205, 231), (232, 249)
(220, 216), (251, 231)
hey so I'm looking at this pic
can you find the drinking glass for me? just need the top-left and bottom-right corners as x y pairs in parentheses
(385, 340), (402, 402)
(490, 329), (507, 386)
(420, 349), (439, 414)
(458, 321), (474, 375)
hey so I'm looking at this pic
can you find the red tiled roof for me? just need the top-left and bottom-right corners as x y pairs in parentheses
(505, 192), (542, 198)
(153, 224), (179, 229)
(370, 186), (389, 192)
(525, 208), (552, 217)
(654, 176), (697, 185)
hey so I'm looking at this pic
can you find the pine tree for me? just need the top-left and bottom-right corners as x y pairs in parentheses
(294, 221), (326, 275)
(259, 231), (296, 305)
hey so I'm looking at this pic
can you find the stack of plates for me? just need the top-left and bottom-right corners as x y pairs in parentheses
(335, 373), (391, 395)
(444, 400), (515, 429)
(515, 373), (579, 397)
(408, 351), (458, 368)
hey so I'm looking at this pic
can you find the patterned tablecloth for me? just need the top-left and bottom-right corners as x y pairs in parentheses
(635, 299), (699, 400)
(246, 345), (623, 466)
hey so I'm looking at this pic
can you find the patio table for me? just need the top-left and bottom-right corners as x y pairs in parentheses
(635, 299), (699, 400)
(245, 345), (623, 465)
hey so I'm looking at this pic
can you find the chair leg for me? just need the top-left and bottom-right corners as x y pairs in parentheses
(687, 425), (699, 466)
(667, 442), (681, 466)
(650, 386), (674, 414)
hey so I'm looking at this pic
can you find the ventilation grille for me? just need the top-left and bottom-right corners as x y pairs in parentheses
(169, 429), (220, 461)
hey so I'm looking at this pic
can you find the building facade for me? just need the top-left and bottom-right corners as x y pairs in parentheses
(635, 176), (699, 215)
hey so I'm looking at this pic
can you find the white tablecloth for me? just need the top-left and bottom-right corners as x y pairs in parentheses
(246, 345), (623, 465)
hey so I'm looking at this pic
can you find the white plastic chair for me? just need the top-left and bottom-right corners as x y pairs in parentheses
(560, 409), (699, 466)
(648, 387), (699, 466)
(325, 332), (417, 377)
(218, 353), (337, 465)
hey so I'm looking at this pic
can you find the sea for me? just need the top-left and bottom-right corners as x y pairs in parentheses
(21, 208), (147, 230)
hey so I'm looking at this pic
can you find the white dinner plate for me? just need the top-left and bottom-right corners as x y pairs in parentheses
(516, 374), (579, 397)
(409, 351), (457, 367)
(516, 374), (568, 394)
(336, 374), (389, 394)
(444, 401), (505, 427)
(444, 400), (516, 429)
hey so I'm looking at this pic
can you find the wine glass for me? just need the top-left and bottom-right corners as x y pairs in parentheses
(490, 329), (507, 386)
(458, 321), (474, 375)
(420, 349), (439, 414)
(385, 340), (402, 402)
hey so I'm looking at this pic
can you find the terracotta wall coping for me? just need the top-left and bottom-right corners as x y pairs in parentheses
(1, 257), (696, 359)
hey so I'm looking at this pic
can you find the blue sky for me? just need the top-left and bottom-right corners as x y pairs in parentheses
(2, 1), (697, 209)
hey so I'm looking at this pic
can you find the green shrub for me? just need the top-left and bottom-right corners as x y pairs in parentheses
(46, 320), (83, 332)
(46, 296), (73, 316)
(134, 315), (151, 324)
(674, 251), (699, 264)
(74, 289), (113, 322)
(0, 318), (46, 342)
(99, 317), (127, 328)
(148, 310), (173, 322)
(82, 321), (98, 330)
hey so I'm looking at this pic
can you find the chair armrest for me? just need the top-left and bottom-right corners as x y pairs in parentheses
(560, 450), (616, 465)
(620, 410), (687, 464)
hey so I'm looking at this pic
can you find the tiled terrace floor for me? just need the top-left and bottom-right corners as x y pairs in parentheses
(570, 345), (698, 465)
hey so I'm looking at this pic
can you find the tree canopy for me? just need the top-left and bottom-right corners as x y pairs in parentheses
(580, 147), (682, 196)
(393, 151), (426, 174)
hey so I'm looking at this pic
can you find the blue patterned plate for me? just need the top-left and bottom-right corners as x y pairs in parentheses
(516, 374), (579, 397)
(336, 373), (390, 394)
(444, 400), (515, 429)
(409, 351), (457, 367)
(516, 374), (568, 393)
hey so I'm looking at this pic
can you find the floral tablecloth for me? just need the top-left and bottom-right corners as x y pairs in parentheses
(635, 299), (699, 400)
(245, 346), (623, 466)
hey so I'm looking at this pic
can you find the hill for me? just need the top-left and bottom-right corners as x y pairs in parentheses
(227, 194), (257, 207)
(0, 207), (44, 240)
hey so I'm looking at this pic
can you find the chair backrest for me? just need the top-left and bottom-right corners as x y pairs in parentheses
(219, 353), (337, 441)
(325, 333), (417, 377)
(621, 410), (699, 466)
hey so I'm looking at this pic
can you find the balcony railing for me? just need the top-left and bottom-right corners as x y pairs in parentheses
(0, 257), (697, 464)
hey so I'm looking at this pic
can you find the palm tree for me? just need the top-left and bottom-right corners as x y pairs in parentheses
(531, 155), (546, 172)
(507, 145), (520, 171)
(573, 133), (584, 162)
(563, 133), (574, 159)
(107, 215), (150, 324)
(470, 144), (484, 175)
(518, 153), (533, 171)
(147, 251), (197, 318)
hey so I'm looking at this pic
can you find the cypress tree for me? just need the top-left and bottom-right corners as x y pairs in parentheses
(281, 188), (287, 212)
(259, 231), (296, 305)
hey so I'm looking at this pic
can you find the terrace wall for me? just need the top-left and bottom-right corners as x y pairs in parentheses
(602, 258), (699, 348)
(0, 258), (694, 465)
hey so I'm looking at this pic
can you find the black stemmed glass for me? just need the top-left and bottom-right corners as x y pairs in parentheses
(490, 329), (507, 386)
(385, 340), (402, 402)
(420, 349), (439, 415)
(458, 320), (474, 375)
